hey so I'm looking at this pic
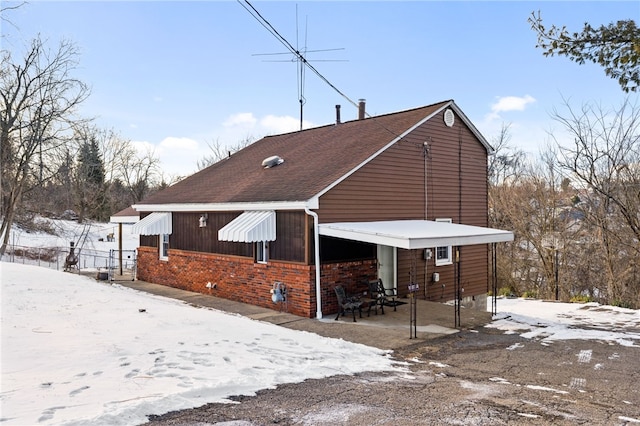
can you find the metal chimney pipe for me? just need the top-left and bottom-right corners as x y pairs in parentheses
(358, 99), (366, 120)
(335, 105), (341, 124)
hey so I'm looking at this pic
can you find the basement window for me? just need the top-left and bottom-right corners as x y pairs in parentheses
(159, 234), (169, 261)
(435, 218), (452, 266)
(255, 241), (268, 264)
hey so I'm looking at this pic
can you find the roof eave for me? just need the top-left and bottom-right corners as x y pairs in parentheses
(132, 199), (319, 213)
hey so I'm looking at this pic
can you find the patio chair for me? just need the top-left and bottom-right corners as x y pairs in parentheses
(364, 279), (385, 316)
(334, 285), (363, 322)
(374, 279), (399, 312)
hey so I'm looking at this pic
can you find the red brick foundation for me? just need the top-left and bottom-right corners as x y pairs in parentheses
(137, 247), (376, 318)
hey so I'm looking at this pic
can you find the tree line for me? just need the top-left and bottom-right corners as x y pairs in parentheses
(0, 36), (168, 255)
(489, 99), (640, 309)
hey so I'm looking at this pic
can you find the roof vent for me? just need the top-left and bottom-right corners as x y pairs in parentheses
(262, 155), (284, 168)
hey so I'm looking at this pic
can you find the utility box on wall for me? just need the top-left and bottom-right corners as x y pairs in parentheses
(424, 248), (432, 260)
(432, 272), (440, 282)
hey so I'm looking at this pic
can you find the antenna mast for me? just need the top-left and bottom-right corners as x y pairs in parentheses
(252, 4), (346, 130)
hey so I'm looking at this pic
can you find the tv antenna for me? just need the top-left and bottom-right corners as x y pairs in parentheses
(252, 4), (347, 130)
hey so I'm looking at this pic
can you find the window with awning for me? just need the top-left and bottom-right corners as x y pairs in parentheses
(218, 211), (276, 243)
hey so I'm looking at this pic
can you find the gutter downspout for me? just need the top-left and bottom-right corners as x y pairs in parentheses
(305, 206), (322, 319)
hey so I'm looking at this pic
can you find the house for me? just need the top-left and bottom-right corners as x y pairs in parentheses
(132, 100), (513, 319)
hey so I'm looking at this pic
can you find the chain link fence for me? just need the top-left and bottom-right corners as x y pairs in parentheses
(1, 244), (136, 281)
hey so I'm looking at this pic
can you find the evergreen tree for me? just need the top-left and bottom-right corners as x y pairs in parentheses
(75, 136), (108, 222)
(529, 12), (640, 92)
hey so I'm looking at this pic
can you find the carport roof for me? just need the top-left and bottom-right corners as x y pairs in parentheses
(319, 220), (513, 249)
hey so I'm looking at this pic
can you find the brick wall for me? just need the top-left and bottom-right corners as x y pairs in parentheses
(319, 260), (377, 317)
(137, 247), (376, 318)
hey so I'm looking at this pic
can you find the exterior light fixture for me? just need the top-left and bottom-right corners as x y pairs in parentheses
(199, 213), (208, 228)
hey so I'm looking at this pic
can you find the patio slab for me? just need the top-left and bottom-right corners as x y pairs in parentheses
(115, 279), (493, 350)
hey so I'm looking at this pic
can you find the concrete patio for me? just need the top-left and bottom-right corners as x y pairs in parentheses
(113, 278), (494, 350)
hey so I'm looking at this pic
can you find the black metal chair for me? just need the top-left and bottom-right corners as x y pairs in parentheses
(373, 278), (399, 311)
(364, 279), (385, 316)
(334, 285), (363, 322)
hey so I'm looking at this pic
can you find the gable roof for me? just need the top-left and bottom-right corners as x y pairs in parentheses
(136, 100), (490, 210)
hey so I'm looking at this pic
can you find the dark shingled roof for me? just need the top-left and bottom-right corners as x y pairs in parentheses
(138, 101), (452, 206)
(112, 206), (138, 217)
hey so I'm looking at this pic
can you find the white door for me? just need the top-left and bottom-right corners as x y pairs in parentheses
(377, 245), (396, 292)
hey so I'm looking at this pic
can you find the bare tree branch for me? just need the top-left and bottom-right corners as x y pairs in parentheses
(0, 35), (89, 254)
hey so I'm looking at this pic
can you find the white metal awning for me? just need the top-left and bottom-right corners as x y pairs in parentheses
(319, 220), (513, 249)
(131, 212), (172, 235)
(218, 211), (276, 242)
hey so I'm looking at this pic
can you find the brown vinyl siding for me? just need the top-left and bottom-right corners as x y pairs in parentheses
(160, 211), (308, 263)
(140, 234), (158, 248)
(171, 212), (252, 257)
(318, 136), (427, 223)
(317, 109), (488, 224)
(319, 109), (490, 299)
(270, 211), (306, 263)
(460, 244), (489, 295)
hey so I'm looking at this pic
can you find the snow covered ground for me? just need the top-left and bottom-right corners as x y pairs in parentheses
(488, 297), (640, 347)
(1, 263), (403, 426)
(2, 219), (639, 425)
(2, 218), (139, 275)
(5, 218), (138, 254)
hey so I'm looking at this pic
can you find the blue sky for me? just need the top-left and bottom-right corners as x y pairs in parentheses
(3, 1), (638, 177)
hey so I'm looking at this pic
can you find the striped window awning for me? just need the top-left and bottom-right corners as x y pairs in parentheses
(131, 212), (172, 235)
(218, 211), (276, 242)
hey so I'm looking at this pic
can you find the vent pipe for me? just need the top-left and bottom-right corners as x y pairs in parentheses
(358, 99), (366, 120)
(335, 105), (341, 124)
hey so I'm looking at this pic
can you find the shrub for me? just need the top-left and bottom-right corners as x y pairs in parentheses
(498, 287), (516, 297)
(611, 299), (635, 309)
(570, 294), (593, 303)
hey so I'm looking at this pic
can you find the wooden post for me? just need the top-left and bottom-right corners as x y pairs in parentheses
(118, 223), (123, 276)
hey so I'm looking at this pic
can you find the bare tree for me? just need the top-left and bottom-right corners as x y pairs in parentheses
(488, 123), (526, 186)
(197, 135), (255, 170)
(0, 2), (27, 31)
(489, 122), (582, 300)
(88, 127), (161, 204)
(115, 142), (161, 203)
(554, 98), (640, 306)
(488, 124), (533, 295)
(0, 36), (89, 254)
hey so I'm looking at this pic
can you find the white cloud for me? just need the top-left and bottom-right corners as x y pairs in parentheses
(159, 136), (199, 150)
(486, 95), (537, 121)
(130, 139), (156, 154)
(260, 114), (301, 134)
(150, 137), (204, 177)
(223, 112), (257, 127)
(260, 114), (315, 134)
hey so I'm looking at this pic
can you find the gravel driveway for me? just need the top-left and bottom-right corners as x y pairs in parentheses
(144, 325), (640, 425)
